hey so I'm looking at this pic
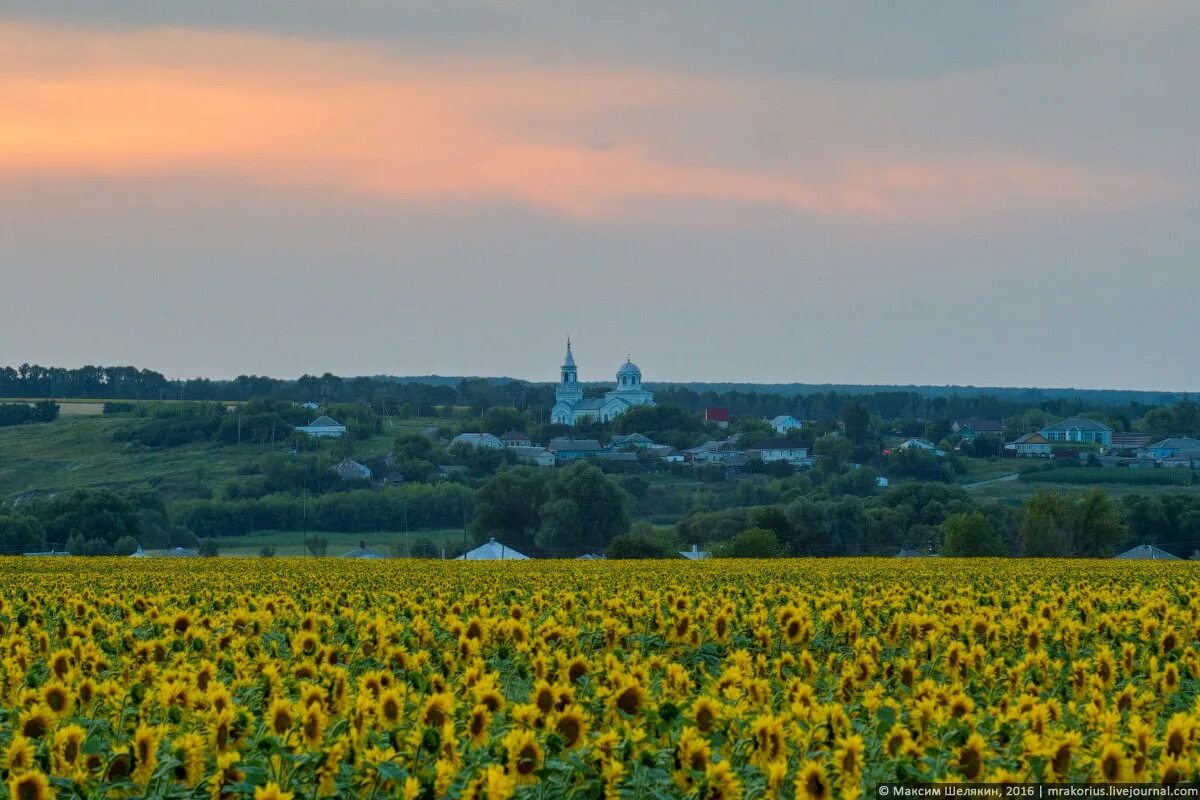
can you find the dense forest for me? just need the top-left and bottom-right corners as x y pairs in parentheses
(0, 363), (1172, 425)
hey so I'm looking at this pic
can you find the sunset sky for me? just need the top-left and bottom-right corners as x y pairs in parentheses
(2, 3), (1198, 389)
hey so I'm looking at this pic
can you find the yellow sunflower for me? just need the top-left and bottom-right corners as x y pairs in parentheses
(503, 729), (543, 785)
(795, 760), (831, 800)
(7, 770), (55, 800)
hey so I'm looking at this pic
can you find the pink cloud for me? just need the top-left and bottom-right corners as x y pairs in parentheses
(0, 20), (1178, 222)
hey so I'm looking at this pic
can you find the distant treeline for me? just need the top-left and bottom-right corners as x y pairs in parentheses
(0, 363), (1175, 423)
(170, 483), (473, 538)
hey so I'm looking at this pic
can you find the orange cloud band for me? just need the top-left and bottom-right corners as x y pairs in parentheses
(0, 20), (1176, 221)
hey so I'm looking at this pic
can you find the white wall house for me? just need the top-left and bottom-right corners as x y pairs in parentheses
(451, 433), (504, 449)
(1007, 432), (1053, 458)
(296, 415), (347, 438)
(899, 438), (946, 457)
(754, 439), (810, 464)
(769, 415), (803, 435)
(332, 458), (373, 481)
(508, 446), (556, 467)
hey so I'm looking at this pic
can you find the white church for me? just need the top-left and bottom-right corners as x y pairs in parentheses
(551, 339), (655, 425)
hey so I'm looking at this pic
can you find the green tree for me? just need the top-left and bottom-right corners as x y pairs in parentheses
(482, 407), (527, 436)
(731, 418), (776, 448)
(606, 522), (678, 559)
(31, 489), (144, 548)
(814, 434), (852, 473)
(941, 511), (1004, 556)
(713, 528), (784, 558)
(1019, 492), (1071, 557)
(1019, 489), (1126, 557)
(536, 463), (629, 554)
(304, 535), (329, 557)
(470, 467), (550, 552)
(748, 506), (791, 540)
(1068, 489), (1127, 556)
(0, 513), (45, 554)
(841, 402), (872, 444)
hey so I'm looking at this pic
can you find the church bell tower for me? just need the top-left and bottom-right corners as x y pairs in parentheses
(556, 338), (583, 404)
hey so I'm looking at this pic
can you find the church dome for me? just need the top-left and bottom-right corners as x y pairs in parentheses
(617, 359), (641, 380)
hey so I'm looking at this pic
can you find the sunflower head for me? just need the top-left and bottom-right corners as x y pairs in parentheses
(18, 706), (54, 740)
(52, 724), (86, 772)
(421, 693), (454, 728)
(692, 697), (720, 734)
(503, 729), (543, 785)
(833, 733), (865, 778)
(955, 733), (987, 781)
(301, 704), (327, 750)
(1097, 741), (1129, 783)
(254, 783), (295, 800)
(702, 760), (741, 800)
(7, 770), (55, 800)
(268, 698), (295, 737)
(796, 761), (830, 800)
(378, 687), (405, 727)
(5, 736), (36, 773)
(467, 704), (491, 746)
(553, 706), (588, 750)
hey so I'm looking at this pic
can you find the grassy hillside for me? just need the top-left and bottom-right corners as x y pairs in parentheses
(0, 414), (433, 502)
(965, 476), (1200, 505)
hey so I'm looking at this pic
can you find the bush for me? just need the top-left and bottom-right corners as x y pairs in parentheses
(713, 528), (784, 558)
(112, 536), (140, 556)
(103, 402), (136, 414)
(304, 535), (329, 557)
(199, 539), (220, 557)
(605, 523), (678, 559)
(259, 546), (277, 558)
(408, 537), (439, 559)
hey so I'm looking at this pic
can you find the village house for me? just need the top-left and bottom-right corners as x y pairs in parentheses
(952, 419), (1004, 441)
(684, 438), (742, 464)
(451, 432), (504, 449)
(751, 439), (812, 465)
(899, 438), (946, 457)
(547, 438), (605, 462)
(1040, 418), (1113, 446)
(296, 415), (347, 438)
(1007, 432), (1052, 458)
(769, 415), (803, 435)
(507, 446), (556, 467)
(331, 458), (373, 481)
(610, 433), (656, 449)
(657, 447), (685, 463)
(458, 537), (529, 561)
(1139, 437), (1200, 460)
(705, 407), (732, 428)
(500, 430), (533, 447)
(340, 541), (386, 559)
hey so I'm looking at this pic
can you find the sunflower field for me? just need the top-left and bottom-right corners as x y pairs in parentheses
(2, 558), (1199, 800)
